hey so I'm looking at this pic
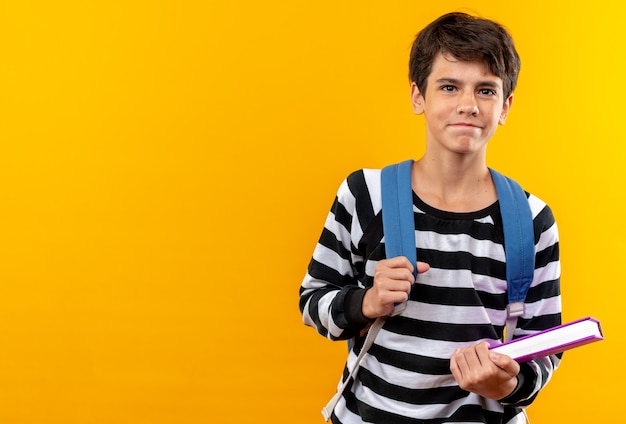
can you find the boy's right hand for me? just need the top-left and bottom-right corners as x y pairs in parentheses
(362, 257), (430, 319)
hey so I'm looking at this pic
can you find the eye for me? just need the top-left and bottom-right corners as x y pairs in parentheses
(478, 88), (496, 96)
(441, 85), (456, 92)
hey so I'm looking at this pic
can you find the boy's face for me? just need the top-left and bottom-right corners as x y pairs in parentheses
(410, 52), (512, 157)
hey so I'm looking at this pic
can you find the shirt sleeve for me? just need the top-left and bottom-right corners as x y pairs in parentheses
(501, 199), (562, 407)
(299, 170), (379, 341)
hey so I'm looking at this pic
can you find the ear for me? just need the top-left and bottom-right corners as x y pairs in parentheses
(499, 94), (513, 125)
(410, 82), (425, 115)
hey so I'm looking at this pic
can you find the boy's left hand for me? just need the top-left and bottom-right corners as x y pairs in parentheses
(449, 341), (520, 400)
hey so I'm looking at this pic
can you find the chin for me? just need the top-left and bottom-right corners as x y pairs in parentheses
(450, 141), (484, 154)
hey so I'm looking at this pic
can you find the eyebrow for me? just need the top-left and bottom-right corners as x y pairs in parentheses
(435, 78), (501, 88)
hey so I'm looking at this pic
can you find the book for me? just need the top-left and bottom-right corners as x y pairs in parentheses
(489, 316), (604, 363)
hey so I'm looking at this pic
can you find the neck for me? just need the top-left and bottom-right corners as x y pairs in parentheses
(412, 156), (496, 212)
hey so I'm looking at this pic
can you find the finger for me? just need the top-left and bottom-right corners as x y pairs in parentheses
(416, 261), (430, 274)
(460, 345), (484, 370)
(384, 256), (415, 271)
(449, 351), (463, 381)
(378, 284), (411, 303)
(374, 266), (415, 286)
(475, 341), (491, 358)
(450, 349), (470, 387)
(489, 351), (520, 377)
(450, 348), (472, 376)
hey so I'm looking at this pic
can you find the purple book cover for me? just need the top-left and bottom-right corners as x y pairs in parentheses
(489, 316), (604, 363)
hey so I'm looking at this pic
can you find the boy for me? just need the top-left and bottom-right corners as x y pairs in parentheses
(299, 12), (561, 424)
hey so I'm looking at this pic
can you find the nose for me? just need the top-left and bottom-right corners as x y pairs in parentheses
(457, 92), (479, 115)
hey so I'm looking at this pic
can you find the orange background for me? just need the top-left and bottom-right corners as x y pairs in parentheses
(0, 1), (620, 423)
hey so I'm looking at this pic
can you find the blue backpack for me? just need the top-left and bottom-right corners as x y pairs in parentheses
(322, 160), (535, 421)
(381, 159), (535, 342)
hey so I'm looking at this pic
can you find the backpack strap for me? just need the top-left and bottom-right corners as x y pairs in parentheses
(322, 160), (415, 421)
(489, 168), (535, 342)
(347, 160), (413, 350)
(381, 159), (417, 314)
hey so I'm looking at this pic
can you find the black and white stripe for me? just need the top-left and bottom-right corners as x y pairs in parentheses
(300, 168), (561, 423)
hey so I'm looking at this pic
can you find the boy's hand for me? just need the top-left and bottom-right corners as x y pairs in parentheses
(450, 341), (520, 400)
(362, 257), (429, 318)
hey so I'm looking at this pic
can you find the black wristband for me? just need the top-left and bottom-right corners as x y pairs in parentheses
(344, 287), (374, 328)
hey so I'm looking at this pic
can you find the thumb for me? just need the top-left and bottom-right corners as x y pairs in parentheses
(416, 261), (430, 274)
(490, 350), (520, 376)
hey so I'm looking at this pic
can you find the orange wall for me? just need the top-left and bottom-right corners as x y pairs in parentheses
(0, 1), (620, 423)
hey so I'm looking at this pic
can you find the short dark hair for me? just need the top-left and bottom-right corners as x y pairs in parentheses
(409, 12), (521, 100)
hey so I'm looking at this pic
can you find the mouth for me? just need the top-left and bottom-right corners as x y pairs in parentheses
(449, 122), (483, 130)
(450, 122), (481, 127)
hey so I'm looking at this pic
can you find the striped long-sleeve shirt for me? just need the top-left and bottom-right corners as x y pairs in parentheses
(300, 168), (561, 424)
